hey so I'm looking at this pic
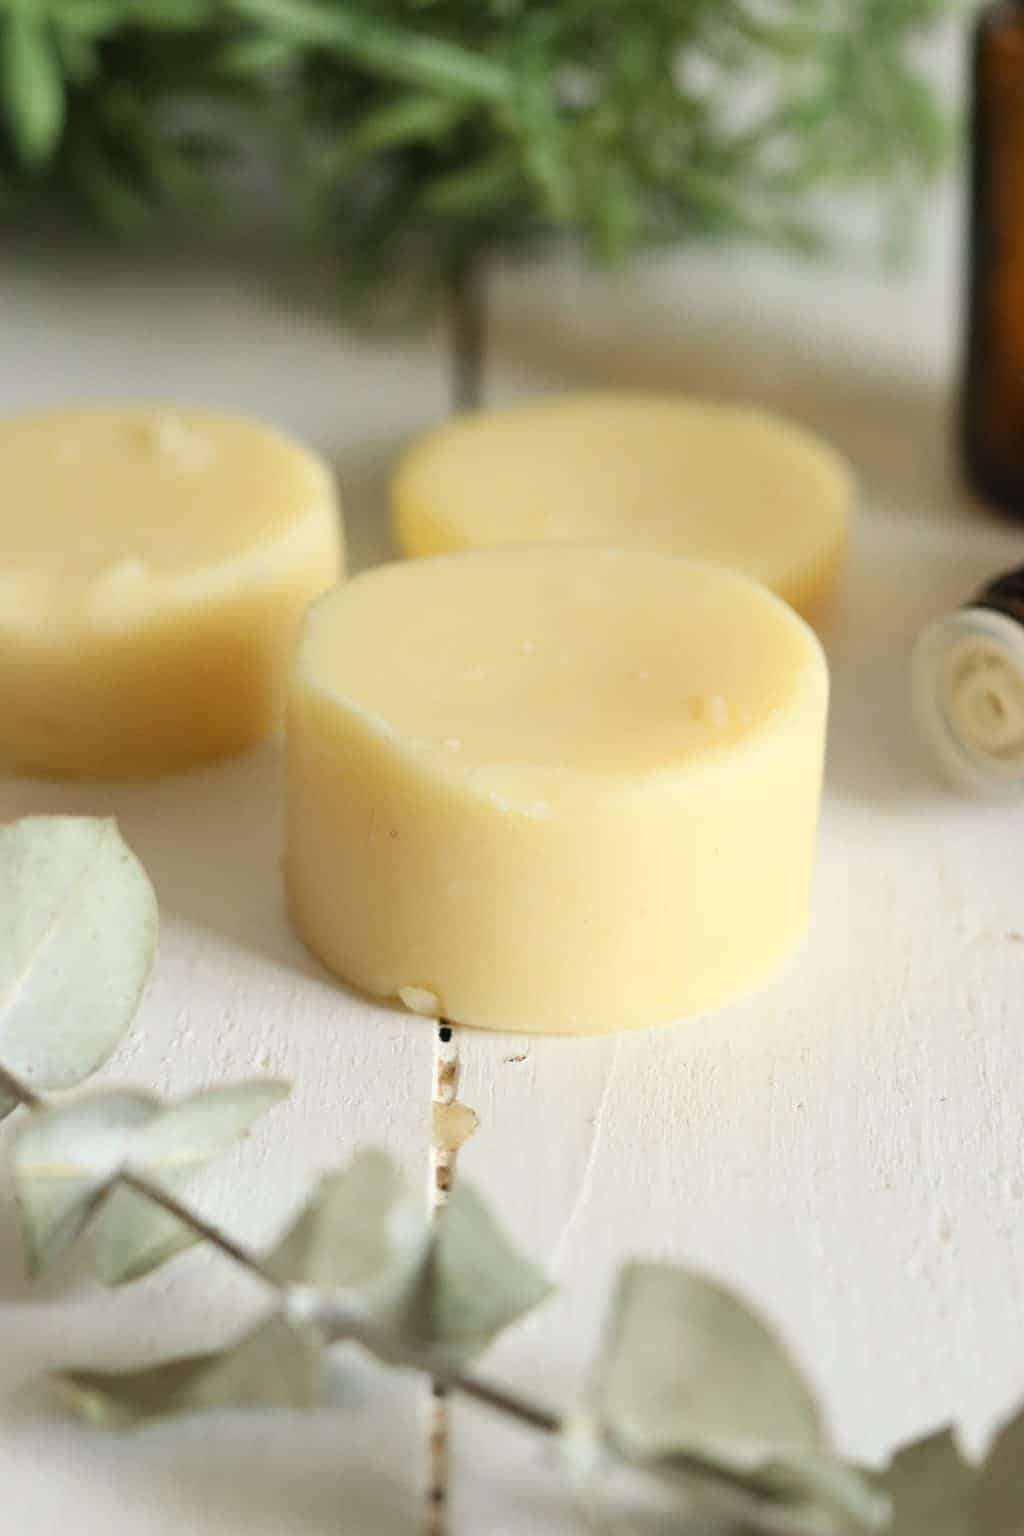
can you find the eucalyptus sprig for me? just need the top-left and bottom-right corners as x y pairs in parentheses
(2, 813), (1022, 1535)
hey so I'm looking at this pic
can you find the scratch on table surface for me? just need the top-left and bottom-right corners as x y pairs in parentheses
(548, 1034), (622, 1276)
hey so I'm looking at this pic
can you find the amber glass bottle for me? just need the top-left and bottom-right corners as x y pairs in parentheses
(964, 1), (1024, 514)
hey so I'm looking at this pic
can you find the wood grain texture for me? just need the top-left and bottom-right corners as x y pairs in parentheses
(5, 66), (1024, 1527)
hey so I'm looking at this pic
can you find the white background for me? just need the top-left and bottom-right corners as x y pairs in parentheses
(4, 14), (1024, 1532)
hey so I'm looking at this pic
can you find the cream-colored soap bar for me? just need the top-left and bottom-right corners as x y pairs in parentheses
(393, 394), (851, 625)
(0, 407), (343, 779)
(287, 547), (828, 1035)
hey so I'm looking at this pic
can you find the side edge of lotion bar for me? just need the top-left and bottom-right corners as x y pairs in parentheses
(286, 546), (829, 1036)
(0, 407), (343, 779)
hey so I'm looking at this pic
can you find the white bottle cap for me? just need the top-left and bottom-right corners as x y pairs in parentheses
(912, 604), (1024, 793)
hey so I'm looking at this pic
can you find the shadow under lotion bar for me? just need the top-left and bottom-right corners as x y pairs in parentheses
(0, 407), (343, 779)
(287, 547), (829, 1036)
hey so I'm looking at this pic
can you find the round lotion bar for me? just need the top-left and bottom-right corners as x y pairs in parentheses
(393, 393), (851, 625)
(0, 407), (343, 779)
(287, 547), (828, 1035)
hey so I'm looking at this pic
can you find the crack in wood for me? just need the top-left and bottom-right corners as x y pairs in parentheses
(549, 1034), (621, 1275)
(424, 1019), (462, 1536)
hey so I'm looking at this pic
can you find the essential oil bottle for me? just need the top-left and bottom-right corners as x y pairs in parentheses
(913, 565), (1024, 791)
(963, 1), (1024, 515)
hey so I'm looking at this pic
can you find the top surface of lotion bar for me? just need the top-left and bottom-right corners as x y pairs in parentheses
(393, 393), (851, 627)
(0, 406), (342, 779)
(286, 546), (829, 1036)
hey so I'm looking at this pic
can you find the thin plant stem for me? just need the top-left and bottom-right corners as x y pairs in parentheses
(0, 1062), (41, 1109)
(448, 252), (485, 413)
(0, 1065), (277, 1288)
(446, 1370), (560, 1436)
(117, 1168), (281, 1290)
(0, 1055), (830, 1532)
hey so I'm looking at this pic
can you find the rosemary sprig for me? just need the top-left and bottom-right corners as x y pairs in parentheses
(0, 0), (954, 305)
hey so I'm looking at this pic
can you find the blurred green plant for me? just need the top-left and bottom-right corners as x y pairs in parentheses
(0, 1), (953, 267)
(0, 1), (955, 402)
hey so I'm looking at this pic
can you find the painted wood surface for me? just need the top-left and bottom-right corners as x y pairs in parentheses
(3, 109), (1024, 1531)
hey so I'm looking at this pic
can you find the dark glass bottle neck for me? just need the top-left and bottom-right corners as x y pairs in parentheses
(977, 567), (1024, 625)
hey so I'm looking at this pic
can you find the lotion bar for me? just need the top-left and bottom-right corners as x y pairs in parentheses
(287, 547), (828, 1035)
(393, 394), (851, 625)
(0, 407), (342, 779)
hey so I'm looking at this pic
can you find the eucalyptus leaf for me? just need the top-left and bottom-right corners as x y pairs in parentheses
(58, 1315), (320, 1428)
(581, 1263), (879, 1529)
(0, 818), (157, 1118)
(15, 1089), (154, 1274)
(875, 1402), (1024, 1535)
(592, 1264), (823, 1464)
(388, 1181), (551, 1369)
(93, 1170), (198, 1284)
(1, 2), (64, 169)
(268, 1150), (550, 1368)
(267, 1147), (418, 1299)
(14, 1080), (288, 1278)
(976, 1400), (1024, 1534)
(878, 1427), (974, 1535)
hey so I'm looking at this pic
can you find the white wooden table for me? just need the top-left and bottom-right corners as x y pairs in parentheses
(4, 80), (1024, 1530)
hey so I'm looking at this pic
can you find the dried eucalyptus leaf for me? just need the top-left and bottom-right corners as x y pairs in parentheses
(747, 1451), (885, 1531)
(268, 1152), (550, 1369)
(977, 1400), (1024, 1533)
(578, 1262), (877, 1527)
(389, 1181), (551, 1368)
(1, 4), (64, 169)
(267, 1147), (417, 1297)
(878, 1426), (974, 1535)
(93, 1173), (198, 1285)
(15, 1081), (288, 1278)
(15, 1090), (158, 1275)
(593, 1264), (823, 1464)
(0, 817), (157, 1117)
(877, 1403), (1024, 1535)
(95, 1079), (290, 1284)
(58, 1315), (320, 1428)
(133, 1080), (291, 1167)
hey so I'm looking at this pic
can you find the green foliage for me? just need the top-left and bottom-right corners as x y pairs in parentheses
(0, 816), (157, 1118)
(0, 0), (955, 300)
(59, 1317), (322, 1426)
(7, 813), (1024, 1533)
(876, 1410), (1024, 1535)
(577, 1261), (884, 1532)
(13, 1079), (288, 1277)
(269, 1149), (551, 1370)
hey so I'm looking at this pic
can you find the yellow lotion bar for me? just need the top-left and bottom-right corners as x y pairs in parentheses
(393, 394), (852, 625)
(0, 407), (343, 779)
(287, 547), (828, 1035)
